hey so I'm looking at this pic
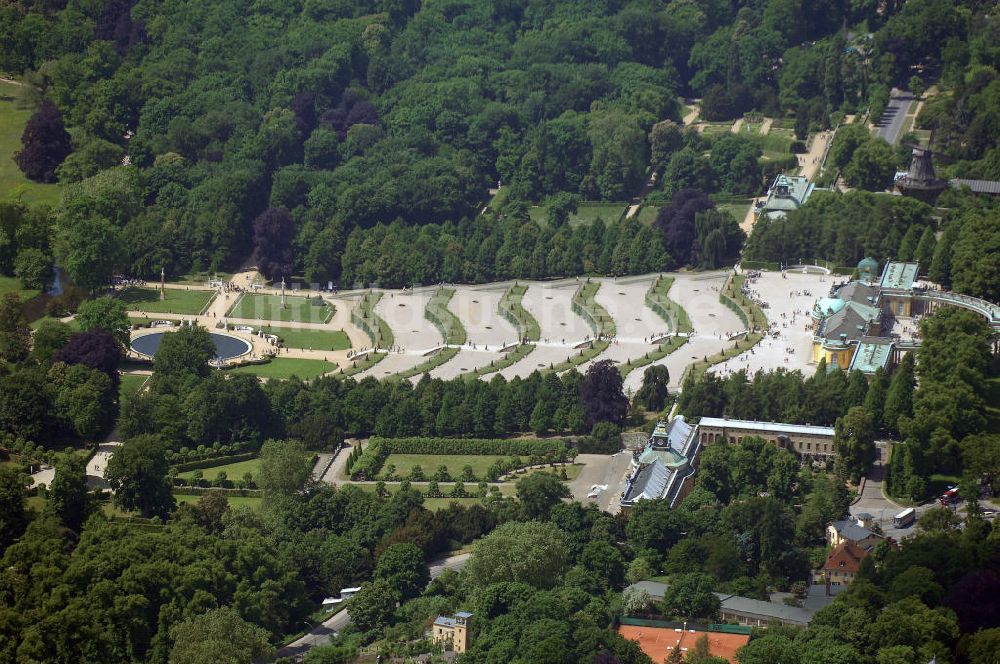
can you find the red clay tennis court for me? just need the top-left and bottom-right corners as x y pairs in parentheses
(618, 624), (751, 663)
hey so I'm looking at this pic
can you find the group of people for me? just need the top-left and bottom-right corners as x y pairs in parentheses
(111, 276), (146, 288)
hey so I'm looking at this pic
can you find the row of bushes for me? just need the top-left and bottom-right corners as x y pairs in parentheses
(372, 436), (570, 456)
(571, 281), (616, 338)
(465, 343), (535, 379)
(168, 451), (256, 472)
(644, 276), (693, 334)
(351, 291), (392, 349)
(374, 479), (504, 500)
(390, 346), (460, 381)
(383, 456), (571, 483)
(172, 486), (263, 497)
(350, 437), (573, 480)
(498, 283), (540, 342)
(424, 288), (466, 345)
(544, 339), (610, 375)
(719, 275), (767, 331)
(618, 335), (689, 381)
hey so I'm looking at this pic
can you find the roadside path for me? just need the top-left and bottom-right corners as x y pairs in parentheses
(798, 130), (832, 181)
(274, 552), (472, 660)
(874, 89), (914, 146)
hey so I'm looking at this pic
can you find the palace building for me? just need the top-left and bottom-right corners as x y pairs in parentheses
(809, 259), (1000, 374)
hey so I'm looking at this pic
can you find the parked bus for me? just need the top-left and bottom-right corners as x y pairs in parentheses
(940, 487), (960, 506)
(893, 508), (916, 528)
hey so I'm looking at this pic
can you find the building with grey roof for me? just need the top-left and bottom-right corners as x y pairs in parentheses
(620, 416), (701, 511)
(849, 337), (895, 375)
(697, 417), (835, 463)
(827, 519), (884, 551)
(758, 174), (818, 219)
(625, 581), (818, 627)
(949, 178), (1000, 196)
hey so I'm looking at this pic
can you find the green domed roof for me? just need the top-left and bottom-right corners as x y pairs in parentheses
(813, 297), (846, 318)
(857, 257), (879, 275)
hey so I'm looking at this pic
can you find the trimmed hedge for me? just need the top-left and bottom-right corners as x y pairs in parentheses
(644, 275), (692, 334)
(389, 346), (460, 381)
(350, 437), (572, 480)
(351, 291), (393, 349)
(498, 283), (540, 342)
(172, 487), (263, 497)
(425, 288), (466, 345)
(465, 343), (535, 379)
(572, 281), (615, 338)
(169, 452), (256, 472)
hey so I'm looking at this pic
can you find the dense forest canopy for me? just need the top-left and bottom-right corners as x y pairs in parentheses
(1, 0), (989, 284)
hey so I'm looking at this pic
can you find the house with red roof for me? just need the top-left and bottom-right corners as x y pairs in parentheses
(813, 540), (868, 590)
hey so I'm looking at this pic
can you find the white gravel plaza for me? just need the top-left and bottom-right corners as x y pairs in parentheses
(341, 269), (833, 384)
(575, 274), (670, 373)
(427, 284), (517, 380)
(497, 279), (593, 379)
(356, 288), (441, 379)
(710, 268), (832, 378)
(621, 272), (743, 394)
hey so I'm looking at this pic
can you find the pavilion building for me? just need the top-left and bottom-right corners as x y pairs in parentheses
(757, 174), (819, 220)
(620, 417), (700, 512)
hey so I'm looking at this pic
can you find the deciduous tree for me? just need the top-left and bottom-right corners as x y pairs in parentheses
(168, 607), (273, 664)
(15, 99), (72, 183)
(516, 471), (570, 520)
(258, 439), (313, 499)
(251, 207), (295, 281)
(466, 521), (568, 589)
(579, 359), (628, 427)
(104, 434), (175, 518)
(374, 543), (428, 600)
(0, 293), (30, 362)
(834, 406), (876, 482)
(75, 297), (130, 347)
(46, 453), (90, 530)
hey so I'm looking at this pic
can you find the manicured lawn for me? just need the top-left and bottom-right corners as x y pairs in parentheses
(117, 287), (216, 315)
(260, 325), (351, 351)
(177, 457), (262, 480)
(227, 293), (334, 323)
(517, 464), (583, 481)
(750, 128), (796, 158)
(30, 315), (78, 330)
(227, 358), (337, 380)
(422, 497), (490, 511)
(636, 206), (660, 226)
(380, 454), (509, 479)
(174, 270), (233, 286)
(119, 373), (148, 401)
(0, 275), (39, 300)
(174, 494), (264, 510)
(349, 482), (518, 508)
(717, 199), (753, 222)
(529, 203), (629, 228)
(0, 84), (62, 206)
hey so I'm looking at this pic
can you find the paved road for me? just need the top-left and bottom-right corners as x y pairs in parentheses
(875, 90), (914, 146)
(274, 552), (471, 661)
(569, 452), (635, 514)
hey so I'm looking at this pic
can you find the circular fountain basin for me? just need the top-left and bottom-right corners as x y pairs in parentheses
(130, 331), (252, 361)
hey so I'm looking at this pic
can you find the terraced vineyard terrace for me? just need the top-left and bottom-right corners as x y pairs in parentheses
(351, 291), (393, 349)
(425, 288), (466, 345)
(498, 283), (540, 342)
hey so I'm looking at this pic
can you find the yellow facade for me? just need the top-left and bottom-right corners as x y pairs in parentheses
(811, 341), (856, 369)
(882, 295), (911, 317)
